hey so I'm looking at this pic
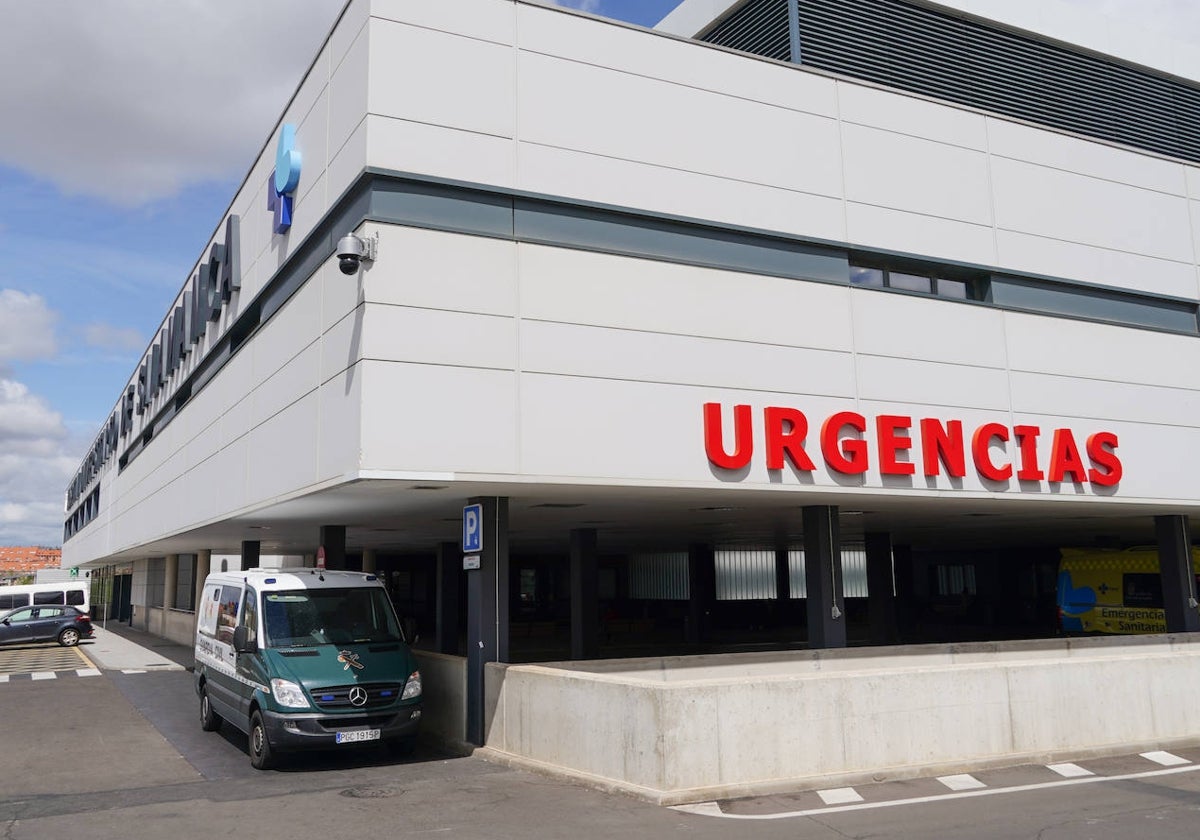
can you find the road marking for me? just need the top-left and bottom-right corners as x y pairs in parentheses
(31, 672), (56, 681)
(73, 645), (98, 670)
(1141, 751), (1189, 766)
(76, 668), (101, 677)
(1047, 763), (1093, 778)
(0, 675), (7, 683)
(669, 763), (1200, 821)
(938, 774), (986, 791)
(121, 669), (147, 674)
(817, 788), (863, 805)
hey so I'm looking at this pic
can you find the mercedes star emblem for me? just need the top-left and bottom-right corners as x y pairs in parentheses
(349, 686), (368, 707)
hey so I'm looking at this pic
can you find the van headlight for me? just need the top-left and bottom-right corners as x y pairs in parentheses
(270, 679), (309, 708)
(401, 670), (421, 700)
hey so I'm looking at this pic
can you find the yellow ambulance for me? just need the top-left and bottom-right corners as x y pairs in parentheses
(1056, 547), (1200, 634)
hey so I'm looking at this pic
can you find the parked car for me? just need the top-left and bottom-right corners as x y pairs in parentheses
(0, 605), (94, 647)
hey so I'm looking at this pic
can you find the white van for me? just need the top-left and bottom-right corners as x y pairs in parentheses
(0, 581), (90, 614)
(193, 568), (422, 769)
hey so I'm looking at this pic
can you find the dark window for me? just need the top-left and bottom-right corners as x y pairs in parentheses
(1123, 573), (1163, 608)
(0, 594), (28, 609)
(933, 564), (976, 597)
(33, 590), (65, 606)
(65, 588), (85, 607)
(175, 555), (196, 611)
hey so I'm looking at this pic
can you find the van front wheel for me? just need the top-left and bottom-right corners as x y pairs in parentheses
(249, 711), (275, 770)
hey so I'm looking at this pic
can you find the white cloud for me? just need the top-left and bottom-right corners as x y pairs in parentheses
(84, 323), (146, 353)
(0, 0), (344, 207)
(554, 0), (603, 13)
(0, 378), (74, 546)
(0, 290), (57, 363)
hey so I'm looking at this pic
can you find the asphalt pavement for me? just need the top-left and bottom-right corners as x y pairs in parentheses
(3, 627), (1200, 840)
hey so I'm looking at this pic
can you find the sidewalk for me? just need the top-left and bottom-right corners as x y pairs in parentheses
(82, 621), (193, 671)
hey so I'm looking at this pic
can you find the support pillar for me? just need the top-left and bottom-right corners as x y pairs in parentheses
(361, 549), (377, 574)
(319, 525), (346, 571)
(892, 544), (915, 641)
(1155, 515), (1200, 633)
(195, 550), (211, 591)
(570, 529), (599, 660)
(241, 541), (260, 571)
(164, 555), (178, 611)
(803, 505), (846, 649)
(687, 544), (715, 645)
(865, 532), (898, 645)
(466, 497), (509, 746)
(436, 541), (462, 655)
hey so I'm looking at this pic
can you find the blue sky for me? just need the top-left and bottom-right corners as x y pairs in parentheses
(0, 0), (1197, 547)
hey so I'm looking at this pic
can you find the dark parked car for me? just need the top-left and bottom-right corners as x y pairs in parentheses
(0, 605), (94, 647)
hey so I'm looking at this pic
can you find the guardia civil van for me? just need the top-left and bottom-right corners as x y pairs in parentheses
(194, 568), (422, 769)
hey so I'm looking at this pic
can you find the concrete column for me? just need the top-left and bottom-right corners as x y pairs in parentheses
(570, 529), (599, 660)
(361, 549), (377, 574)
(319, 525), (347, 570)
(241, 541), (260, 571)
(803, 505), (846, 649)
(164, 555), (178, 611)
(466, 497), (509, 746)
(436, 541), (461, 655)
(1155, 515), (1200, 633)
(195, 550), (211, 590)
(687, 544), (716, 645)
(865, 532), (898, 645)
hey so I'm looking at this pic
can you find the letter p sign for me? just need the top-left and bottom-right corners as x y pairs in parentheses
(463, 504), (483, 555)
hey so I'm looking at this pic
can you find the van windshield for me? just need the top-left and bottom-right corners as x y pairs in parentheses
(261, 587), (402, 648)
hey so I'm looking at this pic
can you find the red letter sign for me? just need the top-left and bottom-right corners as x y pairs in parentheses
(704, 403), (753, 470)
(972, 423), (1012, 481)
(920, 418), (966, 477)
(877, 415), (916, 476)
(765, 407), (816, 471)
(1086, 432), (1122, 487)
(822, 412), (869, 474)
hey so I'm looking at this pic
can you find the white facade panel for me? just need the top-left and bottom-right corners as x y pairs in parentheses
(855, 356), (1010, 412)
(360, 304), (517, 371)
(250, 342), (322, 432)
(518, 245), (855, 352)
(367, 18), (516, 139)
(516, 51), (844, 200)
(366, 115), (516, 189)
(1010, 371), (1200, 428)
(520, 320), (856, 399)
(328, 22), (370, 165)
(516, 143), (848, 243)
(366, 227), (517, 315)
(986, 118), (1187, 197)
(991, 157), (1195, 265)
(994, 230), (1200, 301)
(245, 392), (321, 504)
(849, 291), (1009, 369)
(359, 361), (519, 474)
(369, 0), (516, 46)
(841, 123), (992, 225)
(252, 276), (324, 384)
(845, 202), (996, 266)
(317, 371), (364, 483)
(837, 82), (987, 151)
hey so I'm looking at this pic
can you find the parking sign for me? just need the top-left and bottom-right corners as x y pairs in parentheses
(463, 504), (483, 554)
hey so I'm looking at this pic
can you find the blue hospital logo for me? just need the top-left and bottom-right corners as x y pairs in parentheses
(267, 124), (302, 234)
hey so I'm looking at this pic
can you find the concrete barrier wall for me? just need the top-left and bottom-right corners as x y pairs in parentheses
(415, 652), (467, 747)
(482, 634), (1200, 804)
(139, 607), (196, 647)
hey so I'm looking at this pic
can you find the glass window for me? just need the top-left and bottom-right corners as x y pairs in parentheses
(936, 278), (969, 298)
(850, 266), (884, 287)
(889, 272), (933, 293)
(262, 587), (401, 647)
(240, 587), (259, 644)
(175, 555), (195, 611)
(65, 588), (85, 606)
(33, 590), (64, 606)
(5, 608), (35, 623)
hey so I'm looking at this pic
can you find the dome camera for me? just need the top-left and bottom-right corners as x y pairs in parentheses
(336, 233), (377, 276)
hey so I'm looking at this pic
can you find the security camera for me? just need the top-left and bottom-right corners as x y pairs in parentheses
(336, 233), (376, 275)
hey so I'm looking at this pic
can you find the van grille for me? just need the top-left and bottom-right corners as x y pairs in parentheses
(310, 682), (405, 711)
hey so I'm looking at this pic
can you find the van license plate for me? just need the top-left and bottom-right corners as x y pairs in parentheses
(336, 729), (381, 744)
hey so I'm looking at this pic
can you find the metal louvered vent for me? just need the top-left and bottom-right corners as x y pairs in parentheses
(701, 0), (792, 62)
(700, 0), (1200, 166)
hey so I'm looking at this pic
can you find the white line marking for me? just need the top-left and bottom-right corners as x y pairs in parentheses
(0, 675), (8, 683)
(817, 787), (864, 805)
(76, 668), (101, 677)
(669, 763), (1200, 820)
(1141, 751), (1189, 766)
(1047, 763), (1093, 778)
(121, 669), (147, 674)
(31, 672), (56, 681)
(938, 774), (986, 791)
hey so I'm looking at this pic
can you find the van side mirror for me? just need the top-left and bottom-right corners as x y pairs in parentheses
(233, 625), (257, 654)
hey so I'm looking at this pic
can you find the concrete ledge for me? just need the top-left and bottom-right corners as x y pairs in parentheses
(482, 633), (1200, 804)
